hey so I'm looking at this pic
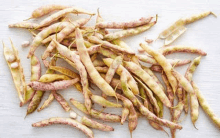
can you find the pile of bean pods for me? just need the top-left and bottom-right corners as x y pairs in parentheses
(4, 4), (220, 138)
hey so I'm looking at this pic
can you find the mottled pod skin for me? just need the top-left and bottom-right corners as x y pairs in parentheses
(120, 70), (182, 130)
(70, 98), (121, 122)
(32, 117), (94, 138)
(185, 56), (201, 127)
(171, 69), (194, 94)
(8, 22), (39, 29)
(124, 61), (171, 108)
(140, 43), (178, 94)
(96, 16), (153, 29)
(37, 92), (54, 112)
(81, 116), (114, 131)
(104, 21), (156, 41)
(30, 4), (69, 19)
(52, 91), (71, 112)
(121, 108), (129, 125)
(26, 90), (44, 115)
(182, 11), (216, 25)
(29, 78), (79, 91)
(105, 56), (122, 84)
(159, 45), (207, 56)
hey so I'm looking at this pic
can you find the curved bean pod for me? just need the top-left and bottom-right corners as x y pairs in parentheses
(53, 91), (71, 112)
(192, 81), (220, 129)
(37, 92), (54, 112)
(105, 56), (122, 84)
(171, 69), (194, 94)
(159, 45), (207, 56)
(32, 117), (94, 138)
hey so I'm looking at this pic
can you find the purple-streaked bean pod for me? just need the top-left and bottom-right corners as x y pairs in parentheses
(32, 117), (94, 138)
(8, 22), (39, 29)
(52, 91), (71, 112)
(96, 16), (153, 29)
(28, 78), (79, 91)
(37, 92), (54, 112)
(159, 45), (207, 56)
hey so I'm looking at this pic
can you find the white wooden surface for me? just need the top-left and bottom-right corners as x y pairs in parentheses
(0, 0), (220, 138)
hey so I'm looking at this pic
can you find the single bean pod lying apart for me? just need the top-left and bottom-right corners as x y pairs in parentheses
(32, 117), (94, 138)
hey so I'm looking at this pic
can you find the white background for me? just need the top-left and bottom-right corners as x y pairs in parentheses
(0, 0), (220, 138)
